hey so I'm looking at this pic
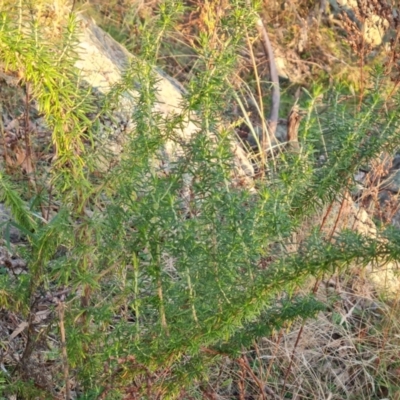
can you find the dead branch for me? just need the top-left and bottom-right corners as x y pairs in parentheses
(254, 16), (280, 144)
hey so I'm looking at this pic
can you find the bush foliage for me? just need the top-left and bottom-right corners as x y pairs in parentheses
(0, 0), (400, 398)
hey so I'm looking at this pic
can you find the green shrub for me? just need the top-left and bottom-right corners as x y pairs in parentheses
(0, 1), (400, 398)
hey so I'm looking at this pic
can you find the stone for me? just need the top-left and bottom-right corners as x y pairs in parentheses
(74, 15), (254, 181)
(382, 169), (400, 194)
(364, 15), (389, 47)
(329, 0), (390, 47)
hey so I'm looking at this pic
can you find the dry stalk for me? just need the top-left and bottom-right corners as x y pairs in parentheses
(245, 30), (268, 172)
(57, 300), (70, 400)
(264, 329), (284, 383)
(328, 194), (347, 240)
(319, 201), (334, 233)
(238, 354), (267, 400)
(286, 104), (302, 152)
(244, 0), (279, 151)
(254, 15), (279, 146)
(280, 323), (304, 398)
(237, 356), (246, 400)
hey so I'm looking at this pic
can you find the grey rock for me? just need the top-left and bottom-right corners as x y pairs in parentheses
(74, 16), (254, 182)
(383, 169), (400, 193)
(329, 0), (390, 47)
(381, 155), (400, 193)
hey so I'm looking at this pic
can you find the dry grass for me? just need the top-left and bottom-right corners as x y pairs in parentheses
(199, 277), (400, 399)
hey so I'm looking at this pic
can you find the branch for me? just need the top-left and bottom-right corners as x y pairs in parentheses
(255, 16), (280, 142)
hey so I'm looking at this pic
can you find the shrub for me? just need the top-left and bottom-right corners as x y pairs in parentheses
(0, 1), (400, 398)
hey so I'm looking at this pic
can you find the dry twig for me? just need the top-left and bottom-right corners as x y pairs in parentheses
(57, 301), (70, 400)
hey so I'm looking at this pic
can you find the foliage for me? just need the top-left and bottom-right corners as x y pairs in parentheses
(0, 0), (400, 399)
